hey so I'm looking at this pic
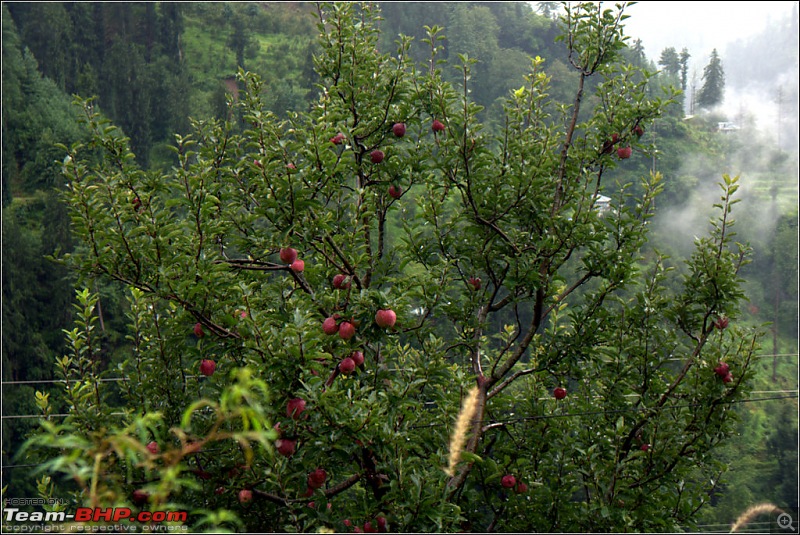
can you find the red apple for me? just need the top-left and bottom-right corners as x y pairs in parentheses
(276, 438), (296, 457)
(370, 150), (385, 164)
(634, 125), (644, 137)
(723, 373), (733, 383)
(133, 197), (143, 212)
(515, 482), (528, 494)
(338, 321), (356, 340)
(323, 317), (339, 335)
(199, 359), (216, 377)
(193, 322), (204, 338)
(640, 443), (651, 452)
(331, 132), (345, 145)
(339, 357), (356, 374)
(553, 387), (567, 400)
(501, 474), (517, 489)
(714, 316), (729, 330)
(364, 522), (378, 533)
(132, 489), (150, 506)
(238, 489), (253, 504)
(468, 276), (482, 290)
(375, 309), (397, 329)
(333, 274), (350, 289)
(307, 468), (327, 489)
(376, 516), (387, 529)
(343, 520), (352, 527)
(280, 247), (298, 264)
(617, 146), (632, 159)
(146, 441), (159, 454)
(714, 362), (730, 377)
(286, 397), (306, 419)
(388, 184), (402, 199)
(432, 119), (445, 133)
(392, 123), (406, 137)
(350, 350), (365, 367)
(290, 259), (305, 272)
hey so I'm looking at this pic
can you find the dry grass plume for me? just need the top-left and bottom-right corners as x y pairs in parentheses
(730, 502), (785, 532)
(444, 386), (480, 477)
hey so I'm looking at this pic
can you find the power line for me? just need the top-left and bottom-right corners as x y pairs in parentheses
(2, 353), (796, 388)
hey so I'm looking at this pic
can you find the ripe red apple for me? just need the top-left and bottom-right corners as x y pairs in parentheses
(553, 387), (567, 400)
(193, 469), (212, 480)
(376, 516), (387, 529)
(307, 468), (327, 489)
(193, 322), (204, 338)
(601, 133), (620, 154)
(388, 184), (402, 199)
(287, 162), (296, 170)
(133, 197), (143, 212)
(343, 520), (352, 527)
(634, 125), (644, 137)
(468, 276), (482, 290)
(640, 443), (651, 452)
(333, 274), (350, 289)
(331, 132), (345, 145)
(714, 316), (729, 330)
(432, 119), (445, 133)
(350, 350), (365, 367)
(146, 441), (159, 454)
(501, 474), (517, 489)
(199, 359), (216, 377)
(714, 362), (730, 377)
(280, 247), (298, 264)
(392, 123), (406, 137)
(375, 309), (397, 329)
(132, 489), (150, 506)
(339, 356), (356, 374)
(286, 397), (306, 419)
(515, 481), (528, 494)
(290, 259), (305, 272)
(722, 372), (733, 383)
(370, 150), (385, 164)
(617, 146), (632, 159)
(338, 321), (356, 340)
(323, 317), (339, 335)
(275, 438), (296, 457)
(238, 489), (253, 504)
(363, 522), (378, 533)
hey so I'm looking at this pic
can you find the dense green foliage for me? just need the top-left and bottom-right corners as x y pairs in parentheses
(2, 2), (797, 532)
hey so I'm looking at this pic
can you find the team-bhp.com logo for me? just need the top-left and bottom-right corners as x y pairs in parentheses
(3, 504), (188, 532)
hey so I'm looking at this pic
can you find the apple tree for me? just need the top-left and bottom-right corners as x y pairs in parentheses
(27, 2), (761, 532)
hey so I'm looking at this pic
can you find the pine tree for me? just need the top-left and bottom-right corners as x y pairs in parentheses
(658, 46), (680, 77)
(679, 47), (691, 92)
(698, 48), (725, 109)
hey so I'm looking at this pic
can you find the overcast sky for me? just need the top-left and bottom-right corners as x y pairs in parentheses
(620, 1), (797, 67)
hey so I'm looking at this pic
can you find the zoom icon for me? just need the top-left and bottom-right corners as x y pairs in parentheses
(778, 513), (795, 531)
